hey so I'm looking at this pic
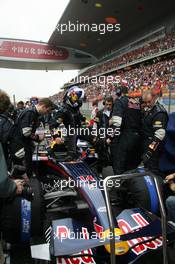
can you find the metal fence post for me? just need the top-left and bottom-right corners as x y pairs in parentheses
(103, 172), (168, 264)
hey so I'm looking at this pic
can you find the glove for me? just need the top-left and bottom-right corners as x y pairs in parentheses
(142, 150), (153, 165)
(143, 139), (160, 165)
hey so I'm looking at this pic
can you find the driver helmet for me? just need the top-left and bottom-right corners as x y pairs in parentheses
(65, 86), (85, 108)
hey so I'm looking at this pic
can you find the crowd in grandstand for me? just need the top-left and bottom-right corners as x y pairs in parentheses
(51, 29), (175, 104)
(51, 57), (175, 103)
(84, 58), (175, 101)
(80, 31), (175, 78)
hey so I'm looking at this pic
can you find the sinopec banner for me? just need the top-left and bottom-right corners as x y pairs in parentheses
(0, 39), (69, 61)
(0, 38), (95, 70)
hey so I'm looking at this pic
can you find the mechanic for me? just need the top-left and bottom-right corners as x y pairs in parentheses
(0, 143), (24, 197)
(25, 100), (32, 108)
(7, 103), (18, 121)
(141, 89), (168, 175)
(94, 96), (114, 174)
(0, 143), (24, 264)
(55, 86), (85, 160)
(0, 90), (25, 172)
(48, 104), (64, 130)
(0, 90), (15, 161)
(16, 100), (25, 116)
(11, 98), (54, 178)
(110, 86), (142, 174)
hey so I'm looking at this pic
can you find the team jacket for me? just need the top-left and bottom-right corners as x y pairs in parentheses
(14, 107), (41, 145)
(111, 96), (141, 132)
(142, 101), (168, 143)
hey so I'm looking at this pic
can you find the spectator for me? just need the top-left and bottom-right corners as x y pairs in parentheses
(51, 57), (175, 105)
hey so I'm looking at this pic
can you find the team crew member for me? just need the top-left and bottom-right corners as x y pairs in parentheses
(12, 98), (54, 178)
(94, 96), (113, 174)
(110, 86), (142, 174)
(0, 90), (15, 161)
(0, 143), (24, 197)
(16, 101), (25, 116)
(0, 92), (25, 261)
(141, 90), (168, 174)
(0, 90), (24, 171)
(48, 104), (64, 131)
(0, 143), (24, 263)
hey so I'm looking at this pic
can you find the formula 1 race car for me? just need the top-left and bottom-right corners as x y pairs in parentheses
(1, 131), (175, 264)
(30, 158), (175, 264)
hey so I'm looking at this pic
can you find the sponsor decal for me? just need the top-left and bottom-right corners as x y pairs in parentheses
(97, 207), (107, 213)
(21, 199), (31, 242)
(79, 175), (97, 189)
(79, 175), (96, 182)
(118, 213), (162, 256)
(93, 218), (103, 238)
(56, 227), (96, 264)
(0, 39), (69, 60)
(56, 226), (70, 240)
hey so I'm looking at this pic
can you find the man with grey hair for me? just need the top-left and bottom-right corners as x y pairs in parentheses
(141, 89), (168, 174)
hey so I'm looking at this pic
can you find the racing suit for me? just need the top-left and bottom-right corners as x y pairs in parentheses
(142, 101), (168, 174)
(110, 96), (142, 174)
(54, 103), (84, 159)
(11, 107), (41, 177)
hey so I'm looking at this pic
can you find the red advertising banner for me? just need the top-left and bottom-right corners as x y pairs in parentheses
(0, 39), (69, 61)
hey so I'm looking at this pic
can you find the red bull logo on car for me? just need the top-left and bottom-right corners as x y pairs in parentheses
(118, 213), (162, 256)
(56, 227), (96, 264)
